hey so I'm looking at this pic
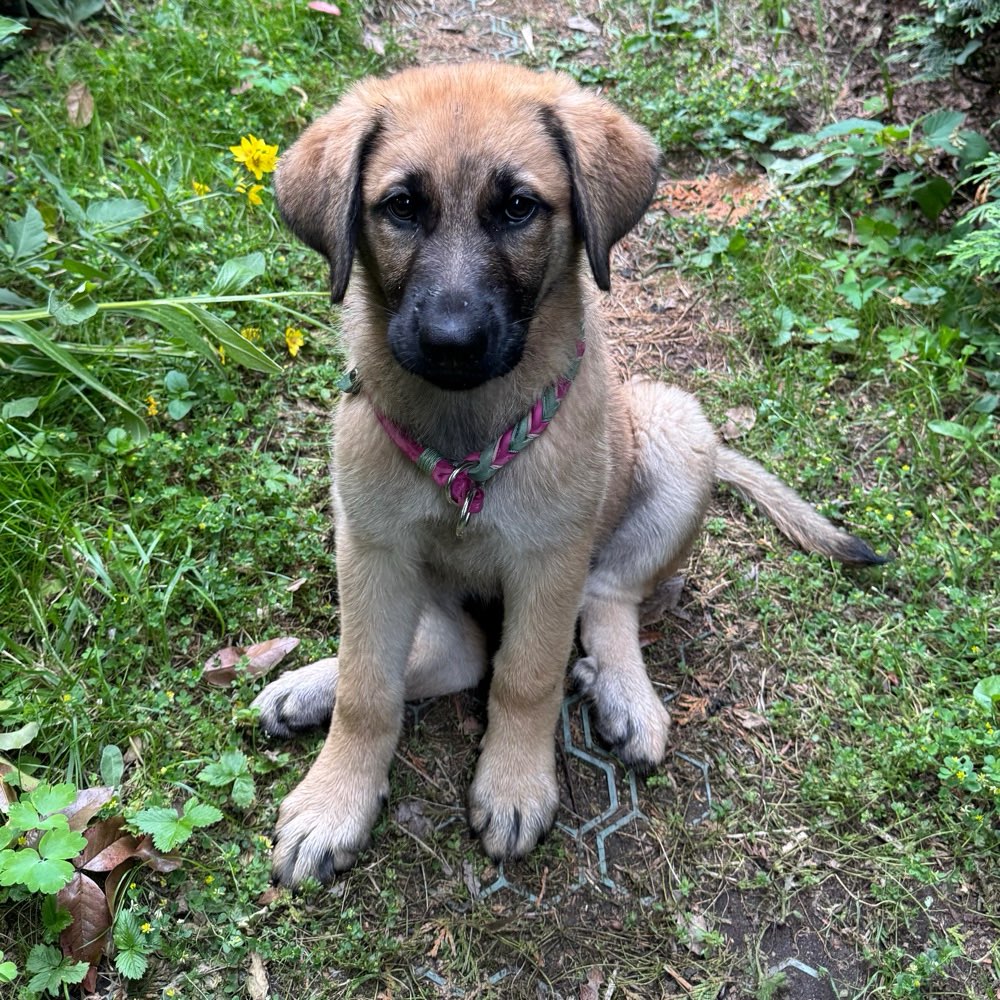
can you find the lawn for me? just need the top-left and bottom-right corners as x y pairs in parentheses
(1, 0), (997, 997)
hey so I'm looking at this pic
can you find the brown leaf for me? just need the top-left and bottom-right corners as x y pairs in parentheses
(247, 952), (270, 1000)
(60, 786), (115, 832)
(58, 872), (110, 966)
(284, 576), (307, 592)
(203, 637), (299, 685)
(721, 404), (757, 441)
(732, 706), (768, 730)
(81, 834), (142, 873)
(639, 628), (664, 648)
(580, 968), (604, 1000)
(77, 816), (126, 866)
(66, 82), (94, 128)
(134, 834), (182, 872)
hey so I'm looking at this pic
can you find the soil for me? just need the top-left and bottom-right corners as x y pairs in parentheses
(300, 2), (998, 996)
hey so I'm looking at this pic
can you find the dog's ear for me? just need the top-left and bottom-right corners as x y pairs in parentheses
(543, 92), (661, 291)
(273, 87), (382, 303)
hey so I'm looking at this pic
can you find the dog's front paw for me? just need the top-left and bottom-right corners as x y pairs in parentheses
(468, 752), (558, 861)
(252, 658), (339, 739)
(571, 656), (670, 776)
(271, 771), (388, 886)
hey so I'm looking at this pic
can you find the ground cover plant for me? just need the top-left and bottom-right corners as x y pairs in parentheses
(1, 0), (997, 997)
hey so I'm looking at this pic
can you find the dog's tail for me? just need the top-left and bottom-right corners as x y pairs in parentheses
(715, 447), (888, 566)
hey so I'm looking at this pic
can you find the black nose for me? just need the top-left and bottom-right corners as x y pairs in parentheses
(417, 294), (490, 363)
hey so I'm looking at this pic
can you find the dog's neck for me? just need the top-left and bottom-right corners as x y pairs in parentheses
(341, 287), (593, 459)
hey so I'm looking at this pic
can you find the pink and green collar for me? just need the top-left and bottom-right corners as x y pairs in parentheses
(338, 342), (585, 536)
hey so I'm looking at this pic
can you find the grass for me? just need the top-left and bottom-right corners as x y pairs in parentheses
(1, 0), (998, 997)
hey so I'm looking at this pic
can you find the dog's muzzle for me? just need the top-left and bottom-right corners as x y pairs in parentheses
(389, 290), (524, 390)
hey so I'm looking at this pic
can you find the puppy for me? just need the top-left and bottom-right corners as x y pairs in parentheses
(254, 63), (883, 887)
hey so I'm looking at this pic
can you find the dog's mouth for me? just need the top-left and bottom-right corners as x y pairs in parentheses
(387, 296), (527, 390)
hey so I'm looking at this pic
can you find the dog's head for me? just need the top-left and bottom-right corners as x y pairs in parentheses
(275, 64), (660, 391)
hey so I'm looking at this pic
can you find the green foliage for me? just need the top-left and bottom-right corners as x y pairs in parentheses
(613, 0), (798, 154)
(113, 909), (154, 979)
(0, 783), (87, 895)
(24, 944), (89, 996)
(941, 153), (1000, 275)
(891, 0), (1000, 82)
(198, 751), (256, 808)
(132, 798), (223, 852)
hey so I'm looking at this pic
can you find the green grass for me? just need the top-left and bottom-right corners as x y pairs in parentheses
(2, 0), (999, 996)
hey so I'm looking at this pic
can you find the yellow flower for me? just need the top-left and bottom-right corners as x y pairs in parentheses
(204, 875), (215, 885)
(146, 394), (160, 417)
(141, 922), (152, 934)
(955, 770), (966, 780)
(285, 326), (305, 357)
(218, 344), (227, 365)
(235, 182), (265, 206)
(240, 326), (261, 342)
(62, 693), (72, 702)
(191, 181), (210, 196)
(166, 690), (175, 701)
(229, 134), (278, 180)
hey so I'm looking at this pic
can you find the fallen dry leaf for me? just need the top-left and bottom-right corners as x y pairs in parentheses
(81, 835), (142, 873)
(77, 816), (126, 865)
(203, 637), (299, 685)
(676, 911), (710, 955)
(579, 967), (604, 1000)
(567, 14), (600, 34)
(58, 872), (110, 967)
(284, 576), (307, 592)
(307, 0), (340, 13)
(66, 81), (94, 128)
(721, 404), (757, 440)
(247, 952), (270, 1000)
(732, 706), (768, 730)
(61, 786), (115, 833)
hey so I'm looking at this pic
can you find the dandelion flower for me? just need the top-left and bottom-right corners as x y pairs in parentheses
(229, 134), (278, 180)
(285, 325), (305, 357)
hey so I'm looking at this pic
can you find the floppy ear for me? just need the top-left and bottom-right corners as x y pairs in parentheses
(273, 86), (383, 303)
(543, 92), (661, 291)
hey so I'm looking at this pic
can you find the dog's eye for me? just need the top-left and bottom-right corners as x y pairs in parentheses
(503, 195), (538, 225)
(385, 193), (417, 224)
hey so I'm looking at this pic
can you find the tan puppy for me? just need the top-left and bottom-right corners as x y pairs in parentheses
(254, 63), (883, 887)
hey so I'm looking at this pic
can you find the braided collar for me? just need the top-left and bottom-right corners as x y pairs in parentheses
(338, 341), (585, 536)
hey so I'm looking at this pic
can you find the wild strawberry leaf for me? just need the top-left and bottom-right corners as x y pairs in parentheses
(132, 799), (222, 851)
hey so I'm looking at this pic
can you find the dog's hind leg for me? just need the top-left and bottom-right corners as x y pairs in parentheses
(574, 381), (717, 774)
(253, 596), (488, 738)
